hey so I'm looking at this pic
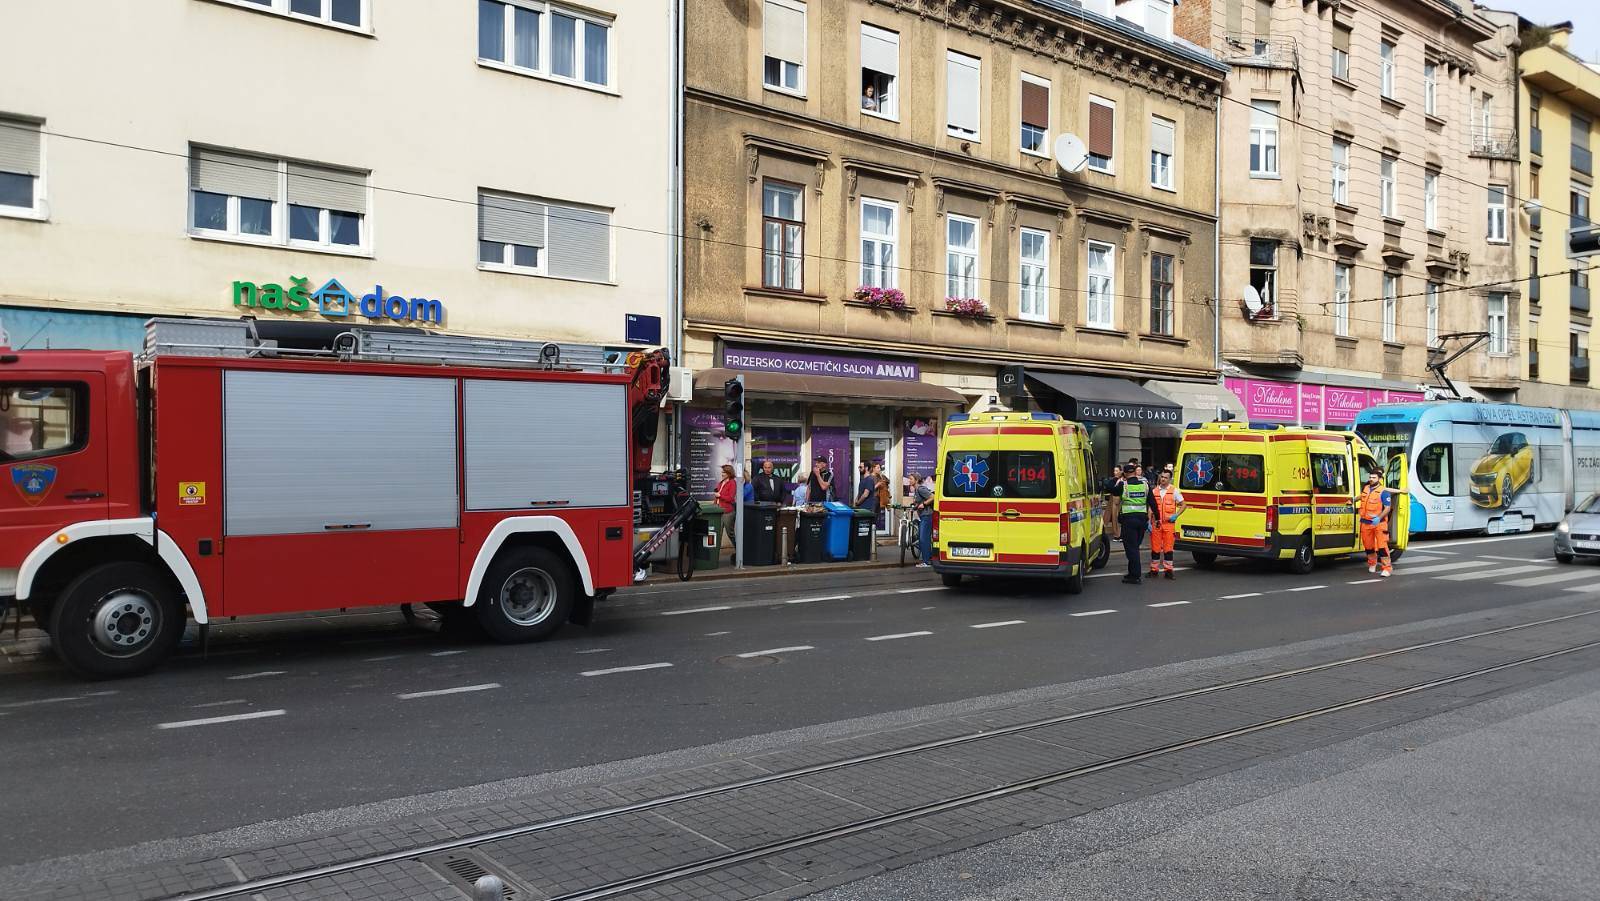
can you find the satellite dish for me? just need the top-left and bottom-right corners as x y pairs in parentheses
(1242, 284), (1265, 317)
(1054, 133), (1089, 173)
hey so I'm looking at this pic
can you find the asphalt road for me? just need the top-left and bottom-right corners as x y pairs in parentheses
(0, 532), (1588, 872)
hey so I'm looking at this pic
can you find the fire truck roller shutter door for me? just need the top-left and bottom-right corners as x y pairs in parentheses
(462, 379), (628, 510)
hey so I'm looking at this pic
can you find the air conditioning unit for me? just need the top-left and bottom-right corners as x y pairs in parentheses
(667, 366), (694, 402)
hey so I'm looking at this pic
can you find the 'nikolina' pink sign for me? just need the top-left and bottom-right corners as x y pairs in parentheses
(1300, 384), (1324, 425)
(1246, 380), (1297, 421)
(1324, 387), (1371, 424)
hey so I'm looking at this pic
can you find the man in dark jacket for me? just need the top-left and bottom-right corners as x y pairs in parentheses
(753, 458), (784, 504)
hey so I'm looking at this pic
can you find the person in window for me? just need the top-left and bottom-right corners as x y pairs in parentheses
(716, 464), (738, 552)
(862, 83), (879, 111)
(753, 458), (784, 504)
(2, 405), (40, 458)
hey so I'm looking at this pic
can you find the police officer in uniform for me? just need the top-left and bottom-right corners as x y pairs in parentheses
(1109, 462), (1151, 584)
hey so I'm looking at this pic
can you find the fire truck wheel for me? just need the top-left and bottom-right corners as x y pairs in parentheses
(49, 562), (183, 679)
(476, 547), (575, 643)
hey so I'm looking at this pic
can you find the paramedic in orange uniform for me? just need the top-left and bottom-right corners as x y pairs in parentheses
(1148, 469), (1186, 579)
(1358, 468), (1394, 577)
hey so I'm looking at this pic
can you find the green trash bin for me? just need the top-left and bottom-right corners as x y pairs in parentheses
(694, 501), (725, 569)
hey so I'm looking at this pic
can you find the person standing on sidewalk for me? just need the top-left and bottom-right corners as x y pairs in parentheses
(753, 458), (784, 504)
(1148, 468), (1185, 579)
(715, 464), (738, 551)
(1108, 462), (1150, 584)
(1358, 468), (1394, 577)
(913, 472), (935, 567)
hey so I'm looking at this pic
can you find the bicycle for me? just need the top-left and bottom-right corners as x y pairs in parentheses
(891, 504), (922, 566)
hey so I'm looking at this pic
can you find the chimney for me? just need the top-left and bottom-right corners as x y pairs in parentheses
(1550, 23), (1573, 51)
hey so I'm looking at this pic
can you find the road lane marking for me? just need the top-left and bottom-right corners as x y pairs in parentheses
(158, 710), (285, 730)
(396, 683), (501, 699)
(785, 594), (852, 605)
(866, 631), (933, 641)
(735, 646), (814, 658)
(1565, 583), (1600, 594)
(430, 650), (466, 657)
(661, 605), (732, 616)
(1219, 592), (1262, 600)
(1070, 609), (1117, 617)
(970, 620), (1026, 629)
(1397, 560), (1497, 576)
(1147, 601), (1191, 608)
(1285, 585), (1327, 592)
(897, 587), (945, 594)
(1414, 533), (1544, 550)
(1348, 578), (1382, 585)
(226, 671), (285, 681)
(1498, 569), (1599, 588)
(704, 631), (731, 637)
(1435, 564), (1549, 581)
(192, 699), (248, 709)
(581, 663), (674, 677)
(575, 648), (613, 655)
(363, 655), (402, 662)
(921, 606), (937, 610)
(1482, 555), (1549, 562)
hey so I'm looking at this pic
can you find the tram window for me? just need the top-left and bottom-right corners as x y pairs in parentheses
(1417, 443), (1452, 496)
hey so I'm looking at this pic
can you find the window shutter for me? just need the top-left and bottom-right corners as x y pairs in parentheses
(478, 193), (547, 247)
(861, 24), (897, 76)
(764, 0), (805, 66)
(946, 52), (981, 134)
(0, 118), (41, 177)
(1255, 0), (1272, 36)
(1250, 100), (1277, 129)
(1332, 25), (1351, 52)
(1088, 101), (1114, 158)
(1021, 80), (1049, 129)
(548, 203), (611, 282)
(1575, 116), (1591, 149)
(1150, 117), (1175, 156)
(1225, 0), (1241, 33)
(191, 148), (279, 202)
(287, 162), (367, 213)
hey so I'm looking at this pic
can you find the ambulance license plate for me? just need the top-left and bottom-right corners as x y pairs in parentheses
(1181, 526), (1214, 540)
(949, 544), (992, 559)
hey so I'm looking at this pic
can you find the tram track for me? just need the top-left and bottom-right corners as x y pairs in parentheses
(160, 607), (1600, 901)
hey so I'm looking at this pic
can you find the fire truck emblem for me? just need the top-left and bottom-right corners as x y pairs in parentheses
(10, 463), (57, 506)
(953, 455), (989, 493)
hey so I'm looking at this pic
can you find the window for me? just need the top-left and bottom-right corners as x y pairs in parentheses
(945, 214), (979, 300)
(1487, 292), (1508, 354)
(1249, 100), (1278, 176)
(946, 51), (982, 140)
(1382, 273), (1398, 342)
(1530, 248), (1541, 303)
(1087, 96), (1115, 173)
(762, 0), (806, 94)
(1150, 252), (1175, 336)
(1531, 92), (1543, 153)
(1423, 60), (1437, 115)
(1331, 25), (1351, 80)
(1530, 318), (1541, 378)
(0, 385), (82, 463)
(1380, 39), (1396, 99)
(861, 24), (898, 118)
(1575, 114), (1592, 175)
(1146, 0), (1173, 41)
(230, 0), (364, 28)
(1426, 282), (1440, 347)
(1530, 168), (1542, 231)
(943, 450), (1055, 499)
(1572, 186), (1590, 226)
(1380, 154), (1397, 218)
(1424, 169), (1438, 229)
(479, 1), (610, 87)
(1249, 239), (1276, 316)
(1150, 116), (1175, 190)
(1477, 92), (1493, 134)
(761, 182), (803, 291)
(860, 198), (897, 289)
(1018, 227), (1049, 320)
(1416, 444), (1452, 496)
(189, 147), (367, 251)
(478, 192), (612, 282)
(1310, 453), (1349, 493)
(1334, 263), (1351, 337)
(1575, 330), (1591, 384)
(0, 115), (42, 215)
(1086, 240), (1115, 329)
(1178, 453), (1265, 493)
(1020, 74), (1050, 155)
(1331, 138), (1349, 204)
(1486, 185), (1507, 243)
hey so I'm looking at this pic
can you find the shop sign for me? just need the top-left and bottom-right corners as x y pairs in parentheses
(1227, 377), (1425, 427)
(231, 277), (445, 325)
(902, 418), (939, 486)
(1323, 387), (1373, 425)
(1299, 385), (1323, 425)
(682, 408), (735, 499)
(722, 345), (920, 381)
(1078, 402), (1181, 424)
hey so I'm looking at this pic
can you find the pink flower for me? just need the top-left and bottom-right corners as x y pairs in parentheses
(944, 296), (989, 317)
(854, 286), (909, 310)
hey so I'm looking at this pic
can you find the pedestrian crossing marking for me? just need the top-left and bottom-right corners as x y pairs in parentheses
(1400, 560), (1497, 576)
(1433, 564), (1549, 581)
(1496, 569), (1600, 588)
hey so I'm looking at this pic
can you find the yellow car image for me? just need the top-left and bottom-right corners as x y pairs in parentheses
(1469, 432), (1533, 508)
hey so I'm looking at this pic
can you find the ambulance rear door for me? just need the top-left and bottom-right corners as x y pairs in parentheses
(1386, 450), (1411, 550)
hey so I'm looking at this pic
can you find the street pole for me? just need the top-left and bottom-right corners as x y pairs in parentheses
(735, 375), (746, 570)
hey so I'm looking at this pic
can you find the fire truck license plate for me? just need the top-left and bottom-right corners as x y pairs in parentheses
(1181, 526), (1214, 540)
(950, 545), (992, 559)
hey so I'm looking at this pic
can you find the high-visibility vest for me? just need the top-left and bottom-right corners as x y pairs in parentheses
(1121, 479), (1149, 515)
(1359, 485), (1387, 522)
(1153, 486), (1180, 525)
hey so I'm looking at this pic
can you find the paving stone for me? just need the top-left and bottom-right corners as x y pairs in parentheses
(919, 733), (1101, 785)
(255, 859), (463, 900)
(608, 759), (773, 804)
(18, 858), (240, 901)
(434, 786), (627, 838)
(231, 818), (457, 880)
(764, 821), (950, 883)
(604, 861), (799, 901)
(658, 778), (878, 850)
(480, 810), (725, 898)
(794, 754), (995, 813)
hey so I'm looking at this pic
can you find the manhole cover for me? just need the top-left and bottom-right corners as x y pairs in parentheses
(716, 654), (776, 668)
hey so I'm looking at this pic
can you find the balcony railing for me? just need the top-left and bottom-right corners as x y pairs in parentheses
(1573, 355), (1591, 385)
(1222, 34), (1299, 69)
(1470, 127), (1518, 159)
(1576, 145), (1593, 176)
(1531, 126), (1543, 156)
(1575, 282), (1592, 313)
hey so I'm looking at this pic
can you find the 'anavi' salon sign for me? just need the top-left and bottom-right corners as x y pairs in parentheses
(231, 277), (445, 325)
(722, 344), (919, 381)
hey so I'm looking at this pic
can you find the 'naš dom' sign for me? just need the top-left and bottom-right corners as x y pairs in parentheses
(231, 277), (445, 325)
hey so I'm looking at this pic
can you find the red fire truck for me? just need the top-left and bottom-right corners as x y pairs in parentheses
(0, 318), (669, 678)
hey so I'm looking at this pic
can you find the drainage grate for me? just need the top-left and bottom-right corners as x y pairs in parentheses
(421, 850), (520, 899)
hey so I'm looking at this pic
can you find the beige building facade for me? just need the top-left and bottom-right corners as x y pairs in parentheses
(0, 0), (675, 355)
(683, 0), (1229, 498)
(1183, 0), (1520, 421)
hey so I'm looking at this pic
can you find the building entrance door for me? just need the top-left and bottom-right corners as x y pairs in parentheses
(853, 433), (892, 533)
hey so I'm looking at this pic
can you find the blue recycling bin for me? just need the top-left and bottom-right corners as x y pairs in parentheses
(822, 501), (854, 561)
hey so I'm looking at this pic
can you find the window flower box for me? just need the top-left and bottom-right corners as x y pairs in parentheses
(944, 296), (989, 318)
(852, 285), (910, 311)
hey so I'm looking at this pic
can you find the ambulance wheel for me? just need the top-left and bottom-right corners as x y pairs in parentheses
(476, 547), (575, 643)
(50, 562), (184, 679)
(1191, 552), (1218, 570)
(1089, 535), (1111, 572)
(1064, 546), (1086, 595)
(1286, 537), (1315, 575)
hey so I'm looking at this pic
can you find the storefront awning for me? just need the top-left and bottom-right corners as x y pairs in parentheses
(1025, 371), (1182, 424)
(694, 367), (967, 407)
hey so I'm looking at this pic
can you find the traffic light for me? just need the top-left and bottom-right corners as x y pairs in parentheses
(1571, 224), (1600, 260)
(723, 375), (745, 440)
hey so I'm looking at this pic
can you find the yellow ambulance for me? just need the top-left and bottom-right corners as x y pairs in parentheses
(1172, 421), (1409, 573)
(931, 412), (1109, 592)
